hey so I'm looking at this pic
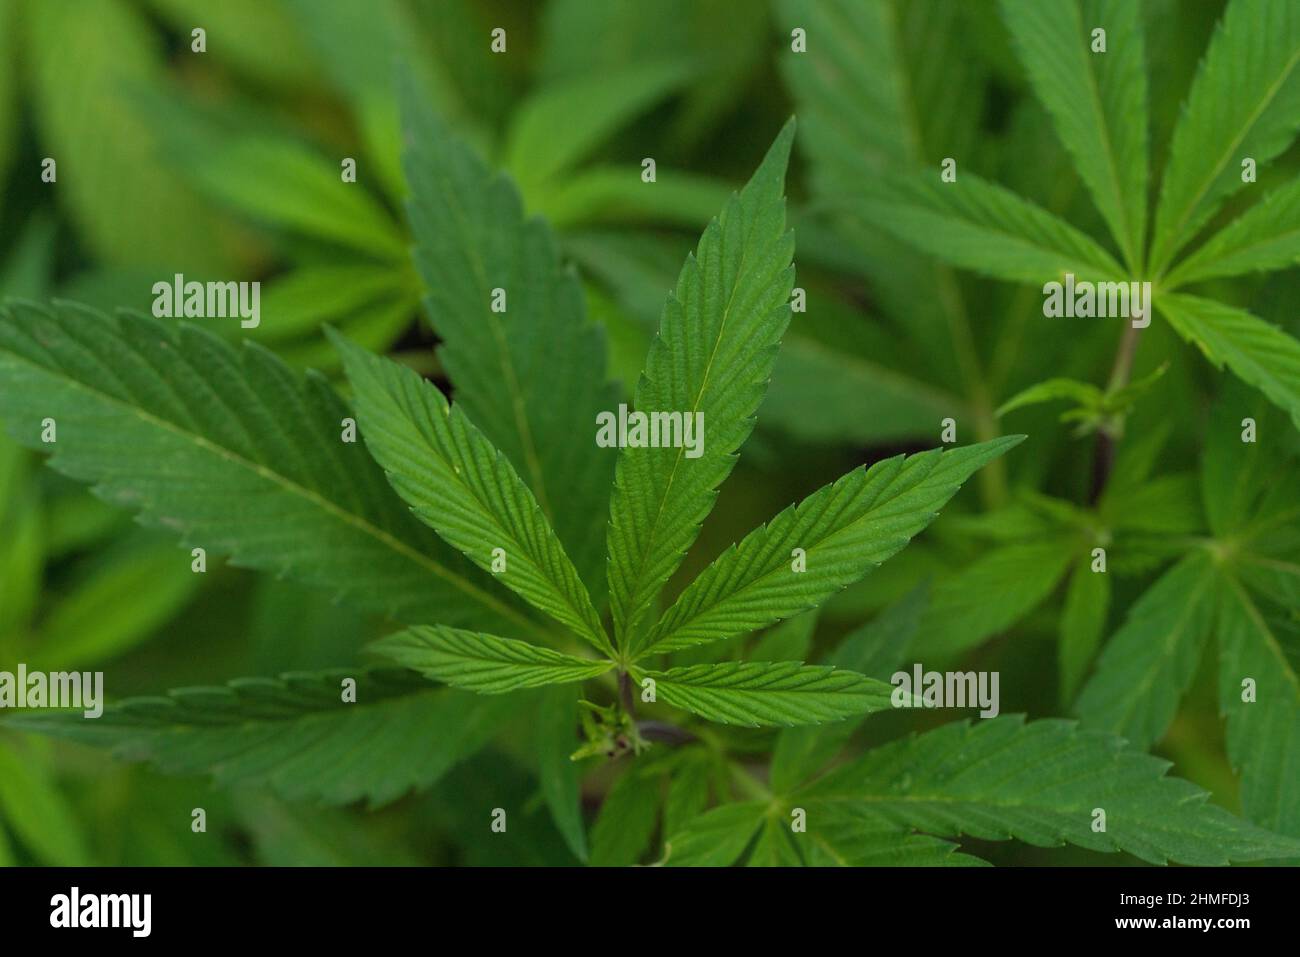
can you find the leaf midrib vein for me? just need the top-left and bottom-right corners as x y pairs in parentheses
(1157, 41), (1300, 273)
(622, 210), (776, 648)
(4, 346), (535, 635)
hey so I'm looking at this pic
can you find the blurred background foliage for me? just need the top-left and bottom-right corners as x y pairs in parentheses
(0, 0), (1295, 865)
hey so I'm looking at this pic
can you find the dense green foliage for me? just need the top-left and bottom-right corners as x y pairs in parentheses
(0, 0), (1297, 867)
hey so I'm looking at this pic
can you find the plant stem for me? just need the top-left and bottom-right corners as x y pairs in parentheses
(618, 670), (636, 719)
(1106, 320), (1143, 392)
(1089, 321), (1145, 502)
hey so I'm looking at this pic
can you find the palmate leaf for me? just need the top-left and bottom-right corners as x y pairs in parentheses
(332, 333), (612, 656)
(661, 801), (765, 866)
(606, 120), (796, 651)
(3, 670), (517, 807)
(1166, 177), (1300, 285)
(777, 0), (985, 388)
(1158, 293), (1300, 431)
(282, 0), (459, 198)
(1149, 0), (1300, 275)
(588, 758), (662, 866)
(24, 0), (238, 273)
(801, 809), (986, 867)
(859, 171), (1126, 286)
(747, 816), (805, 867)
(535, 687), (588, 861)
(1059, 562), (1111, 705)
(504, 60), (692, 189)
(662, 800), (984, 867)
(184, 136), (406, 260)
(1076, 551), (1218, 749)
(1217, 574), (1300, 837)
(801, 716), (1300, 865)
(1200, 378), (1300, 538)
(402, 77), (617, 591)
(771, 585), (929, 794)
(370, 626), (612, 694)
(0, 741), (89, 866)
(640, 438), (1020, 656)
(1203, 387), (1300, 837)
(915, 539), (1075, 657)
(536, 167), (733, 231)
(0, 302), (529, 634)
(663, 749), (714, 837)
(1000, 0), (1149, 269)
(638, 661), (894, 728)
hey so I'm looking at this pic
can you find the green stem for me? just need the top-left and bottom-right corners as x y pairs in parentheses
(1089, 321), (1145, 502)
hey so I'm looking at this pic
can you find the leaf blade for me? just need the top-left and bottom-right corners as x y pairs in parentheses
(1150, 0), (1300, 274)
(606, 120), (797, 651)
(642, 438), (1020, 656)
(370, 626), (612, 695)
(1217, 574), (1300, 837)
(0, 301), (526, 633)
(1000, 0), (1149, 267)
(333, 334), (612, 655)
(1166, 177), (1300, 285)
(642, 661), (895, 728)
(401, 80), (617, 590)
(4, 670), (516, 808)
(860, 170), (1126, 285)
(1075, 551), (1218, 749)
(1158, 292), (1300, 431)
(804, 715), (1300, 865)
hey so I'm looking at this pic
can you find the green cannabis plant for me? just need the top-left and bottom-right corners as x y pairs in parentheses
(0, 0), (1297, 868)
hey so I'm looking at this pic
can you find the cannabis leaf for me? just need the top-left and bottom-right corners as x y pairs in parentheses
(1000, 0), (1149, 270)
(1075, 551), (1218, 746)
(789, 0), (1300, 439)
(7, 0), (1299, 874)
(401, 75), (618, 590)
(606, 119), (796, 650)
(1158, 294), (1300, 431)
(332, 331), (612, 656)
(372, 626), (612, 694)
(1165, 177), (1300, 284)
(771, 585), (928, 793)
(1079, 384), (1300, 836)
(859, 172), (1127, 286)
(799, 716), (1300, 866)
(330, 117), (1015, 747)
(0, 301), (531, 635)
(640, 438), (1021, 655)
(1149, 0), (1300, 275)
(636, 662), (895, 728)
(4, 670), (517, 807)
